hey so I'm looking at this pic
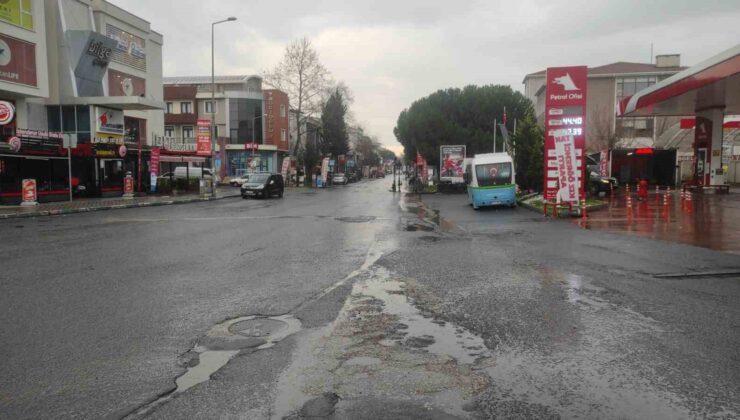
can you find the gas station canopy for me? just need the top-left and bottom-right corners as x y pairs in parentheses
(620, 44), (740, 117)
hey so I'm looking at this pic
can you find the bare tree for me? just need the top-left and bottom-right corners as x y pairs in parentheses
(263, 38), (331, 156)
(590, 104), (617, 152)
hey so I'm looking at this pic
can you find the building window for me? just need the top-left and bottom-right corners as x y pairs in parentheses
(166, 102), (173, 113)
(281, 128), (286, 142)
(181, 102), (192, 114)
(280, 104), (286, 118)
(183, 126), (194, 140)
(164, 126), (174, 138)
(205, 101), (216, 114)
(616, 76), (657, 101)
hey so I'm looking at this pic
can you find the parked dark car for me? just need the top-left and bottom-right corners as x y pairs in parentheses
(586, 154), (618, 196)
(347, 172), (359, 183)
(241, 173), (284, 199)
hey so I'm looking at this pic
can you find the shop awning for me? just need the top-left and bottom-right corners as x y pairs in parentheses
(57, 95), (166, 110)
(159, 155), (206, 163)
(619, 44), (740, 117)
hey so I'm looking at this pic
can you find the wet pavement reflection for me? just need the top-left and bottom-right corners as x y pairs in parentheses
(576, 190), (740, 255)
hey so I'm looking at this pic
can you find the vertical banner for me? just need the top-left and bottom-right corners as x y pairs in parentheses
(544, 66), (587, 202)
(196, 119), (212, 156)
(150, 147), (160, 176)
(553, 132), (579, 203)
(599, 149), (608, 177)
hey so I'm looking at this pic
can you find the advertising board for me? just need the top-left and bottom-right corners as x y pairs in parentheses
(196, 119), (212, 156)
(544, 66), (587, 202)
(440, 145), (465, 183)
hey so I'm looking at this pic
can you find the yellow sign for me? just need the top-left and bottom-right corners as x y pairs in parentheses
(0, 0), (33, 30)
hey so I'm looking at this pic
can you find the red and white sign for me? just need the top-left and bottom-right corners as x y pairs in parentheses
(244, 143), (259, 150)
(22, 179), (37, 203)
(7, 136), (21, 152)
(196, 119), (212, 156)
(281, 157), (290, 178)
(544, 66), (587, 202)
(0, 34), (38, 87)
(118, 144), (127, 158)
(0, 101), (15, 125)
(124, 175), (134, 195)
(150, 147), (161, 176)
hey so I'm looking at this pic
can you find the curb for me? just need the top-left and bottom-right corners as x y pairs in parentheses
(0, 193), (241, 220)
(516, 200), (608, 217)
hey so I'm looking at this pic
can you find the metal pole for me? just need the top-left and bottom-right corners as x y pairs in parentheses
(493, 118), (497, 153)
(210, 21), (215, 197)
(67, 135), (72, 202)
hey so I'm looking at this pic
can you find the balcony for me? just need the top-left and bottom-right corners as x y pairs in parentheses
(164, 113), (198, 125)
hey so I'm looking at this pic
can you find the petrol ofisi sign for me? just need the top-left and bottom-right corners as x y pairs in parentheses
(544, 66), (587, 202)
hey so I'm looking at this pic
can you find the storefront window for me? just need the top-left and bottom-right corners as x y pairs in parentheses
(62, 106), (76, 132)
(100, 159), (124, 190)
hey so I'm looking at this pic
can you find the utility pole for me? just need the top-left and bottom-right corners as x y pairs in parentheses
(493, 118), (497, 153)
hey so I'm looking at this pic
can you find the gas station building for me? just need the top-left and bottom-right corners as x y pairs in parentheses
(620, 44), (740, 190)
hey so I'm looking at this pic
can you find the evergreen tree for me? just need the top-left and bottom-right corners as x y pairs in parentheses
(510, 111), (544, 192)
(321, 89), (350, 157)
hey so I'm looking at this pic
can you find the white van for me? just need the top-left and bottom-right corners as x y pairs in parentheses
(172, 167), (221, 185)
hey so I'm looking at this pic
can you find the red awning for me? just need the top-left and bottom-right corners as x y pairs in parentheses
(620, 44), (740, 117)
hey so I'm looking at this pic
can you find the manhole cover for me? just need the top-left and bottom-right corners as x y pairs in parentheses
(229, 318), (287, 338)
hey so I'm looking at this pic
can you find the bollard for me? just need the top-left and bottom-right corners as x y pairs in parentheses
(581, 198), (587, 219)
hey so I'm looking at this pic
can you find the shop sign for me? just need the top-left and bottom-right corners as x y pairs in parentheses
(87, 39), (112, 68)
(0, 35), (37, 87)
(0, 0), (34, 30)
(92, 136), (124, 145)
(439, 145), (465, 183)
(150, 147), (161, 175)
(118, 145), (127, 158)
(244, 143), (259, 150)
(106, 24), (147, 71)
(22, 179), (37, 203)
(96, 107), (124, 135)
(5, 129), (63, 155)
(0, 101), (15, 125)
(544, 66), (587, 202)
(196, 119), (211, 156)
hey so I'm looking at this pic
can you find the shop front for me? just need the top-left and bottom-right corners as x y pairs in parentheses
(225, 144), (278, 176)
(0, 128), (69, 205)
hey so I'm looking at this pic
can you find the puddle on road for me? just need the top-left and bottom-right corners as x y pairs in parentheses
(128, 314), (301, 419)
(399, 195), (462, 234)
(273, 266), (491, 419)
(356, 271), (489, 365)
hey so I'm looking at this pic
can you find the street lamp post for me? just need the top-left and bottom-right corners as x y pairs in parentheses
(211, 16), (237, 197)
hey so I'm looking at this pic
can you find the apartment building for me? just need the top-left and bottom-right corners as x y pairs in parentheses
(163, 76), (291, 177)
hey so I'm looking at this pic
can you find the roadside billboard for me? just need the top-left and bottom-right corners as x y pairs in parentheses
(196, 119), (211, 156)
(553, 132), (579, 203)
(440, 145), (465, 183)
(544, 66), (587, 202)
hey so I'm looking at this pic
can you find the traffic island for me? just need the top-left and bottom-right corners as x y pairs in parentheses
(518, 195), (607, 217)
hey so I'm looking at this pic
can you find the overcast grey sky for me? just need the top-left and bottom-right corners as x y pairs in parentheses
(110, 0), (740, 154)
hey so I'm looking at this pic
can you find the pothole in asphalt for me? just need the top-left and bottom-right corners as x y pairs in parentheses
(128, 314), (301, 418)
(273, 266), (492, 419)
(335, 216), (376, 223)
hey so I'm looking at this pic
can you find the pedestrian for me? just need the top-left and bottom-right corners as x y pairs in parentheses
(638, 177), (648, 201)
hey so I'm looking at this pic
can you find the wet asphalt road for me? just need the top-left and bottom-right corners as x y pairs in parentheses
(1, 179), (739, 419)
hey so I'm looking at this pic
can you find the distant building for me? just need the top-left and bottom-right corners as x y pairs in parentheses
(163, 76), (290, 177)
(523, 55), (686, 152)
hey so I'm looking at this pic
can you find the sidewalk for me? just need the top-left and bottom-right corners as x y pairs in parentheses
(0, 186), (242, 220)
